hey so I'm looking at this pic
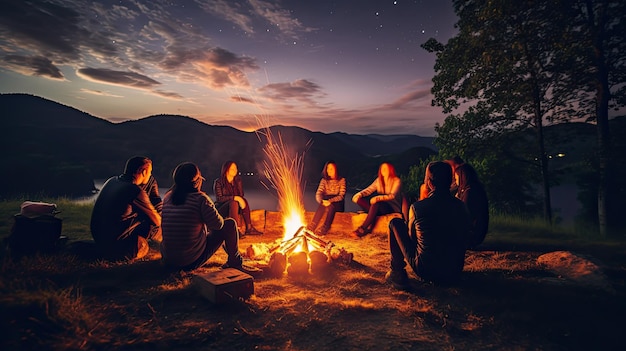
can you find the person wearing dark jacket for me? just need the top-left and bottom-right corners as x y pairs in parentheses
(306, 160), (346, 236)
(161, 162), (251, 272)
(213, 161), (262, 236)
(386, 161), (470, 289)
(454, 163), (489, 249)
(90, 156), (162, 260)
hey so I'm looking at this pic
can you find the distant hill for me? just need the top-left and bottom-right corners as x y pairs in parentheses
(0, 93), (437, 197)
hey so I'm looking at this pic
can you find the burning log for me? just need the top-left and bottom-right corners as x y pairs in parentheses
(309, 250), (329, 274)
(330, 247), (353, 265)
(267, 251), (287, 277)
(287, 251), (309, 275)
(260, 225), (352, 276)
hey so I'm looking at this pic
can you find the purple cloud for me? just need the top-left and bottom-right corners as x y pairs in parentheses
(2, 55), (64, 80)
(77, 68), (161, 88)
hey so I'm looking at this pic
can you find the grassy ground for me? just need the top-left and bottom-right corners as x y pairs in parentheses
(1, 200), (625, 350)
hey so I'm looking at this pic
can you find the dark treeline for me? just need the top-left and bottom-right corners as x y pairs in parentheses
(419, 0), (625, 236)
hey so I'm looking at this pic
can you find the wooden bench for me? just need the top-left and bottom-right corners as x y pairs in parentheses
(248, 209), (405, 237)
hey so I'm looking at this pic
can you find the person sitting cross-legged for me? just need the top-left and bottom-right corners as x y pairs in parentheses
(161, 162), (252, 273)
(386, 161), (470, 289)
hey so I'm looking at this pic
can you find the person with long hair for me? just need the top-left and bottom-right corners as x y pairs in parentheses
(306, 160), (346, 236)
(213, 161), (262, 236)
(351, 162), (402, 238)
(160, 162), (252, 272)
(454, 163), (489, 249)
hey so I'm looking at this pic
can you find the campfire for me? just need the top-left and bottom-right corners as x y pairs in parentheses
(267, 226), (352, 276)
(244, 121), (353, 276)
(246, 225), (353, 276)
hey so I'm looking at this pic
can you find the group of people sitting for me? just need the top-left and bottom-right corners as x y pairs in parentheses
(90, 157), (261, 273)
(89, 155), (488, 288)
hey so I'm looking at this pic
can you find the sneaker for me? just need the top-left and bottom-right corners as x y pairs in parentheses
(385, 269), (409, 290)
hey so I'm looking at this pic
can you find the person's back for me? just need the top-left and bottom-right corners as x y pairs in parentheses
(161, 191), (223, 267)
(160, 162), (249, 273)
(412, 188), (469, 283)
(386, 161), (470, 289)
(90, 175), (142, 244)
(90, 156), (161, 260)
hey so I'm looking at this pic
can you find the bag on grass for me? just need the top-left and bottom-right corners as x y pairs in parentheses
(8, 201), (63, 255)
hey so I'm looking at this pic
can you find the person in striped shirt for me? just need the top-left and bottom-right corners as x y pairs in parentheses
(161, 162), (246, 272)
(306, 160), (346, 236)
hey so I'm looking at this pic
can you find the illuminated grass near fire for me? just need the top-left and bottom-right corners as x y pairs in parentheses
(256, 118), (311, 242)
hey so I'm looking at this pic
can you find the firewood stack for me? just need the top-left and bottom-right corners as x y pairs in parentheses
(265, 226), (352, 276)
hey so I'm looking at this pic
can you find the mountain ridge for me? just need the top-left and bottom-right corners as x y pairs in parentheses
(0, 93), (437, 197)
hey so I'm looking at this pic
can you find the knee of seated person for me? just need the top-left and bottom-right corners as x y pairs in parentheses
(389, 217), (405, 230)
(223, 217), (238, 229)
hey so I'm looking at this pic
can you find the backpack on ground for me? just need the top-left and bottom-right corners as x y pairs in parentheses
(7, 201), (63, 255)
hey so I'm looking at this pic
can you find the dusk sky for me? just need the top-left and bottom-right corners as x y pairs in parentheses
(0, 0), (458, 136)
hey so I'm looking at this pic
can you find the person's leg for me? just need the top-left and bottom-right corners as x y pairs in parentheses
(307, 204), (326, 231)
(320, 201), (343, 234)
(131, 220), (162, 244)
(241, 198), (252, 228)
(352, 197), (374, 237)
(107, 220), (151, 260)
(385, 218), (416, 288)
(181, 218), (242, 271)
(218, 218), (244, 267)
(241, 198), (262, 234)
(216, 201), (230, 219)
(104, 234), (141, 261)
(376, 202), (395, 216)
(360, 202), (380, 231)
(356, 197), (370, 212)
(388, 218), (418, 273)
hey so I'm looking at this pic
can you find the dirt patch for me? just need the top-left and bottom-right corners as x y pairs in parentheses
(537, 251), (614, 292)
(1, 227), (625, 351)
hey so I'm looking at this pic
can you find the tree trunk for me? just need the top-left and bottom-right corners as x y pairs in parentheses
(531, 78), (552, 224)
(536, 118), (552, 224)
(595, 49), (611, 238)
(586, 0), (611, 237)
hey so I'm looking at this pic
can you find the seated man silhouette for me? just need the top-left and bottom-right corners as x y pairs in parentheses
(386, 161), (470, 289)
(90, 156), (162, 260)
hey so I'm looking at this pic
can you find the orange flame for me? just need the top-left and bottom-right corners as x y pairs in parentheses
(257, 121), (311, 246)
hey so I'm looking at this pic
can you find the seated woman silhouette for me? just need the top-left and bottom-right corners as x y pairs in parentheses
(214, 161), (262, 236)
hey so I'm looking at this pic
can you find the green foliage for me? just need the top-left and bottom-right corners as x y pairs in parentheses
(400, 155), (438, 203)
(422, 0), (626, 223)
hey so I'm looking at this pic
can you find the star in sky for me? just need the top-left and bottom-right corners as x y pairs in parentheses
(0, 0), (458, 136)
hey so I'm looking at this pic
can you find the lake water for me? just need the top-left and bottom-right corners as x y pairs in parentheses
(76, 180), (361, 213)
(76, 180), (580, 223)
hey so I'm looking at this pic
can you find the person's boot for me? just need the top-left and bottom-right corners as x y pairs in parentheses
(315, 225), (329, 236)
(385, 269), (409, 290)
